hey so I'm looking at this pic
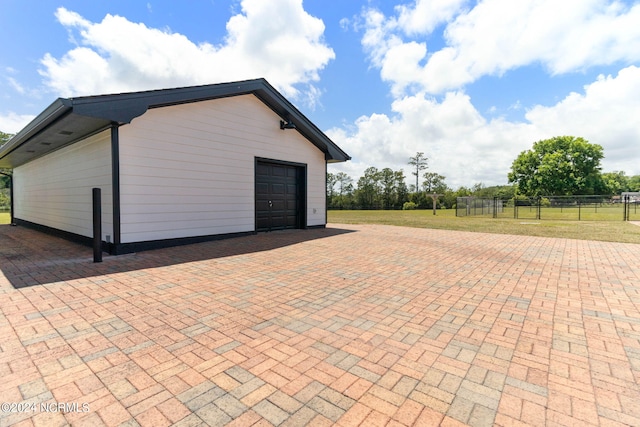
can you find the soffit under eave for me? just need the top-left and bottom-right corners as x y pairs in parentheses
(0, 113), (112, 168)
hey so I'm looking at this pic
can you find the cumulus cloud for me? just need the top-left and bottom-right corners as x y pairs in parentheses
(328, 66), (640, 188)
(525, 66), (640, 174)
(363, 0), (640, 95)
(329, 0), (640, 188)
(396, 0), (469, 35)
(0, 112), (35, 134)
(327, 92), (537, 188)
(39, 0), (334, 104)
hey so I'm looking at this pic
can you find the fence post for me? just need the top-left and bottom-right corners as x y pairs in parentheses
(93, 188), (102, 263)
(578, 197), (581, 221)
(624, 195), (629, 221)
(537, 197), (541, 220)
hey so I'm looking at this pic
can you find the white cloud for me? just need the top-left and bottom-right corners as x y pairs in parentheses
(340, 0), (640, 187)
(363, 0), (640, 95)
(396, 0), (469, 35)
(525, 66), (640, 174)
(328, 66), (640, 188)
(0, 112), (35, 134)
(39, 0), (334, 105)
(7, 77), (25, 94)
(2, 67), (27, 97)
(328, 91), (538, 188)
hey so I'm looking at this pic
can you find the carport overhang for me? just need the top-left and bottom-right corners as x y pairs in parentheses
(0, 78), (351, 169)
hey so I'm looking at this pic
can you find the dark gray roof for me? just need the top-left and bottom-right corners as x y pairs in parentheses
(0, 78), (350, 168)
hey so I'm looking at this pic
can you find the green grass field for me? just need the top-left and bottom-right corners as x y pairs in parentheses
(2, 209), (639, 244)
(328, 209), (640, 244)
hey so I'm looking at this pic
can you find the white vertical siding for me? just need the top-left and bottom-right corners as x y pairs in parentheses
(118, 94), (326, 243)
(13, 130), (113, 239)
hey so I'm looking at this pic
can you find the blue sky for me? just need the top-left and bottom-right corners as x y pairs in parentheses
(2, 0), (640, 189)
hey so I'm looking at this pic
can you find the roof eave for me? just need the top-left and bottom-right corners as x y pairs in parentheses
(0, 99), (72, 167)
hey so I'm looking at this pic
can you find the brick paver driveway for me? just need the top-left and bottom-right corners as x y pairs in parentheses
(1, 223), (639, 426)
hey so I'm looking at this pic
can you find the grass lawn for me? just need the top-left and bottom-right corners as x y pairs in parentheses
(328, 209), (640, 244)
(2, 209), (638, 244)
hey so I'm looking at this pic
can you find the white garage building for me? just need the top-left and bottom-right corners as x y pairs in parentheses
(0, 79), (350, 254)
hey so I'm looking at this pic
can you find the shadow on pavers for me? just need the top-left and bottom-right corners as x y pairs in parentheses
(0, 225), (356, 289)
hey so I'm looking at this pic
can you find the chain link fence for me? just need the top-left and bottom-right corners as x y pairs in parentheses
(456, 195), (640, 221)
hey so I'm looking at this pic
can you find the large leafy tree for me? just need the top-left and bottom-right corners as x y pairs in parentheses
(601, 171), (629, 195)
(508, 136), (606, 196)
(628, 175), (640, 192)
(422, 172), (447, 193)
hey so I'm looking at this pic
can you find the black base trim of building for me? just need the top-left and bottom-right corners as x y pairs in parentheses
(111, 231), (256, 255)
(14, 219), (258, 255)
(14, 219), (325, 255)
(305, 224), (327, 230)
(15, 218), (113, 253)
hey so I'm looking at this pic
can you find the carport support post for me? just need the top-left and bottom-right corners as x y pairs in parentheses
(93, 188), (102, 263)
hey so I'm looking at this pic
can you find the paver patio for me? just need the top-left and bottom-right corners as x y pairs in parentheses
(1, 223), (639, 426)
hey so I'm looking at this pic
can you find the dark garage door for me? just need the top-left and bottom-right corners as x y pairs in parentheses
(255, 160), (305, 231)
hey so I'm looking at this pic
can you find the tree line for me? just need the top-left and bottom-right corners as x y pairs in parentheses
(329, 138), (640, 210)
(327, 152), (496, 210)
(327, 168), (521, 210)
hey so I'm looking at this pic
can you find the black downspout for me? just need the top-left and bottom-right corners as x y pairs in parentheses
(111, 124), (121, 254)
(0, 171), (14, 225)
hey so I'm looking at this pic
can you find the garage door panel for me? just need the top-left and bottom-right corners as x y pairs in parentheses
(272, 165), (286, 177)
(256, 182), (269, 196)
(256, 163), (270, 175)
(256, 199), (271, 210)
(286, 215), (297, 226)
(271, 200), (285, 210)
(256, 217), (270, 230)
(271, 183), (285, 194)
